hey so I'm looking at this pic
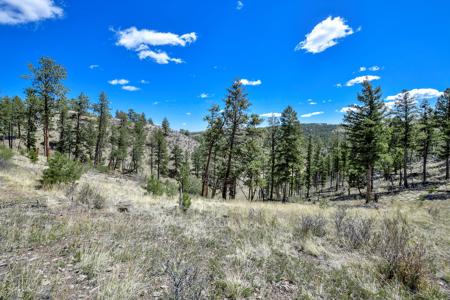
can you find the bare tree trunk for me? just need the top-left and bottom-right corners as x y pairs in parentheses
(366, 164), (373, 203)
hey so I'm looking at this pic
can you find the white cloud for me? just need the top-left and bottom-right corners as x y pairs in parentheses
(0, 0), (63, 25)
(140, 79), (149, 84)
(336, 83), (342, 88)
(369, 65), (380, 71)
(385, 88), (443, 101)
(345, 75), (380, 87)
(121, 85), (139, 91)
(236, 1), (244, 10)
(89, 64), (99, 70)
(240, 79), (262, 86)
(301, 111), (324, 118)
(108, 79), (129, 85)
(199, 93), (209, 99)
(307, 99), (317, 105)
(295, 16), (356, 54)
(186, 112), (191, 116)
(340, 106), (357, 113)
(113, 27), (197, 64)
(260, 112), (281, 118)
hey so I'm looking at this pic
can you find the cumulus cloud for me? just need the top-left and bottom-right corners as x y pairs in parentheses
(295, 16), (356, 54)
(89, 64), (99, 70)
(236, 1), (244, 10)
(199, 93), (209, 99)
(301, 111), (324, 118)
(385, 88), (443, 101)
(108, 79), (129, 85)
(121, 85), (139, 91)
(240, 79), (262, 86)
(113, 27), (197, 64)
(345, 75), (380, 87)
(340, 106), (357, 113)
(260, 112), (281, 118)
(0, 0), (63, 25)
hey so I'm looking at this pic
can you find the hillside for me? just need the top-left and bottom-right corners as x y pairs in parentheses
(0, 153), (449, 299)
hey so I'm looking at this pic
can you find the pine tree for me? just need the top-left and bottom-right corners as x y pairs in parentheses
(305, 135), (313, 199)
(266, 114), (280, 200)
(275, 106), (302, 202)
(72, 93), (90, 160)
(191, 145), (203, 178)
(130, 113), (146, 172)
(115, 111), (129, 171)
(170, 144), (184, 178)
(201, 105), (224, 197)
(12, 96), (25, 149)
(29, 57), (67, 158)
(221, 80), (250, 199)
(417, 99), (434, 183)
(56, 98), (71, 154)
(435, 88), (450, 180)
(162, 117), (170, 136)
(94, 92), (110, 166)
(24, 89), (40, 152)
(242, 114), (264, 201)
(393, 90), (417, 188)
(0, 97), (13, 148)
(344, 81), (385, 203)
(154, 128), (168, 179)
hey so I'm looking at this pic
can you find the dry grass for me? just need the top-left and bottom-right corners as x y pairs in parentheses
(0, 155), (449, 299)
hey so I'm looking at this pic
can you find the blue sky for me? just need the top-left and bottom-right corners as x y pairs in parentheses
(0, 0), (449, 131)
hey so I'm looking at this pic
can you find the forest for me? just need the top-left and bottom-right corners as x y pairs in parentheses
(1, 57), (450, 205)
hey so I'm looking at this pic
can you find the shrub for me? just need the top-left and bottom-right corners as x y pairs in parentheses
(298, 214), (327, 237)
(146, 176), (164, 196)
(340, 217), (374, 249)
(181, 193), (191, 211)
(377, 216), (428, 291)
(28, 149), (38, 163)
(0, 145), (13, 167)
(41, 153), (83, 188)
(184, 176), (202, 195)
(76, 183), (106, 209)
(164, 180), (178, 197)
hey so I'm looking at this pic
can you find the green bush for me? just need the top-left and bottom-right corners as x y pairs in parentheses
(28, 149), (38, 163)
(0, 145), (13, 166)
(164, 179), (178, 197)
(184, 175), (202, 195)
(181, 193), (191, 211)
(76, 183), (106, 209)
(41, 153), (83, 188)
(146, 176), (164, 196)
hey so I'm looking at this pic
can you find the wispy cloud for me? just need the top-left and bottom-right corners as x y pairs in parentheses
(240, 79), (262, 86)
(113, 27), (197, 64)
(140, 79), (149, 84)
(307, 99), (317, 105)
(199, 93), (209, 99)
(236, 1), (244, 10)
(260, 112), (281, 118)
(186, 112), (192, 116)
(122, 85), (139, 91)
(0, 0), (63, 25)
(301, 111), (324, 118)
(359, 65), (380, 72)
(108, 79), (129, 85)
(89, 64), (99, 70)
(295, 16), (357, 54)
(345, 75), (380, 87)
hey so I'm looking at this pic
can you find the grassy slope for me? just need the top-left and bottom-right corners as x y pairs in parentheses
(0, 155), (449, 299)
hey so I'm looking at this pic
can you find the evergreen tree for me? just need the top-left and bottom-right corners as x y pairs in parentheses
(154, 128), (168, 179)
(29, 57), (67, 158)
(24, 89), (40, 152)
(305, 135), (313, 199)
(12, 96), (25, 149)
(275, 106), (302, 202)
(435, 88), (450, 180)
(162, 117), (170, 136)
(72, 93), (89, 160)
(266, 114), (280, 200)
(56, 98), (71, 155)
(201, 104), (224, 197)
(130, 113), (146, 172)
(393, 90), (417, 188)
(344, 81), (385, 203)
(170, 144), (184, 178)
(191, 145), (203, 178)
(115, 111), (129, 171)
(94, 92), (110, 166)
(417, 99), (435, 183)
(221, 80), (250, 199)
(0, 97), (13, 148)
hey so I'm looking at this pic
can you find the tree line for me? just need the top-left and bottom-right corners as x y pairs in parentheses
(1, 57), (449, 203)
